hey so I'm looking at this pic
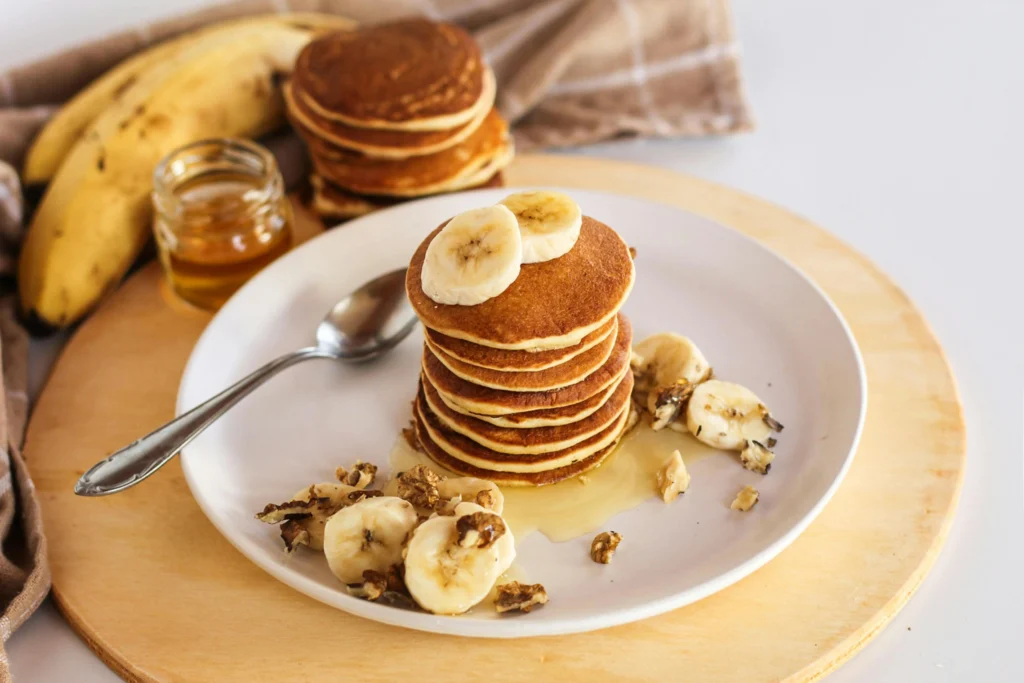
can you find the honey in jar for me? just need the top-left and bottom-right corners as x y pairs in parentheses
(152, 138), (293, 310)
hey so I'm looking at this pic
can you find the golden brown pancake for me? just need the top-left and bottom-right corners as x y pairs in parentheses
(284, 73), (494, 159)
(424, 318), (617, 391)
(408, 217), (635, 350)
(310, 109), (509, 197)
(310, 172), (504, 220)
(424, 316), (616, 372)
(421, 370), (633, 454)
(293, 20), (485, 130)
(414, 387), (631, 473)
(422, 315), (633, 416)
(428, 368), (625, 429)
(413, 412), (619, 486)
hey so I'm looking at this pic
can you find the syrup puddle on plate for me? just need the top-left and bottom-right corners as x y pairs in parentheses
(388, 425), (719, 544)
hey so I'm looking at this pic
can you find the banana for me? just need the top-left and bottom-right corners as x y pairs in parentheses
(685, 380), (784, 451)
(22, 13), (355, 184)
(420, 205), (522, 306)
(256, 482), (357, 552)
(632, 332), (712, 393)
(19, 20), (319, 327)
(403, 502), (516, 615)
(322, 496), (418, 584)
(499, 190), (582, 263)
(436, 477), (504, 514)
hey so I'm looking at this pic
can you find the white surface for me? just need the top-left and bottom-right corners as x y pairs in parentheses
(4, 0), (1023, 678)
(177, 189), (866, 637)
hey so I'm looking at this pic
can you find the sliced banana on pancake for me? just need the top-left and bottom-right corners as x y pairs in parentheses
(420, 205), (522, 306)
(322, 495), (418, 584)
(404, 502), (515, 615)
(500, 190), (582, 263)
(685, 380), (784, 451)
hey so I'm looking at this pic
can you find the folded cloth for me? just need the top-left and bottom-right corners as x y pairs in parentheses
(0, 1), (750, 673)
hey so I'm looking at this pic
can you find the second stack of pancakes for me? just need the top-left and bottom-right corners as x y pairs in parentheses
(285, 19), (513, 221)
(406, 214), (637, 486)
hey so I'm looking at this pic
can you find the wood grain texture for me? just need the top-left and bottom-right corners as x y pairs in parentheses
(23, 156), (965, 683)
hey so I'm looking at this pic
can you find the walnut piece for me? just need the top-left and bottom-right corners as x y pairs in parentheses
(731, 485), (760, 512)
(396, 465), (443, 511)
(657, 450), (691, 502)
(740, 440), (775, 475)
(346, 569), (388, 601)
(495, 582), (549, 613)
(590, 531), (623, 564)
(335, 460), (378, 489)
(256, 484), (348, 553)
(456, 511), (507, 549)
(649, 382), (696, 430)
(475, 488), (497, 510)
(279, 519), (310, 552)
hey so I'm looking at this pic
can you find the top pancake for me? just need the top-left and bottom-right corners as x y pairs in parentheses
(284, 71), (494, 158)
(407, 216), (635, 350)
(293, 20), (485, 130)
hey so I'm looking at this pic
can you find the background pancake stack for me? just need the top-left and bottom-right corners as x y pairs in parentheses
(285, 19), (513, 222)
(406, 215), (637, 486)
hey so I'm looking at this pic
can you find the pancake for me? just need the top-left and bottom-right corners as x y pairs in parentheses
(293, 20), (485, 131)
(284, 72), (494, 159)
(423, 318), (617, 391)
(310, 172), (504, 220)
(407, 217), (635, 350)
(310, 108), (510, 197)
(414, 412), (620, 486)
(414, 387), (631, 473)
(422, 315), (633, 416)
(421, 369), (633, 454)
(428, 367), (626, 429)
(424, 316), (616, 372)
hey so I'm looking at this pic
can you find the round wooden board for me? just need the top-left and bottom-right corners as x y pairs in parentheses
(24, 155), (964, 683)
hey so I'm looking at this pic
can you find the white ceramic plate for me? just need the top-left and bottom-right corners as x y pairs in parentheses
(179, 188), (866, 638)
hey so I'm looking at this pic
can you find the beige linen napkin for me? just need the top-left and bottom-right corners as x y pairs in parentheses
(0, 0), (749, 677)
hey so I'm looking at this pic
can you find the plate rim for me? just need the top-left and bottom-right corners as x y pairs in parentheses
(178, 186), (868, 638)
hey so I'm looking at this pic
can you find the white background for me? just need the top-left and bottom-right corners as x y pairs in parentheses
(2, 0), (1022, 680)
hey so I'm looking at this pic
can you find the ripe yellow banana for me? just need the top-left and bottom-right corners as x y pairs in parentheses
(18, 20), (327, 328)
(22, 12), (354, 185)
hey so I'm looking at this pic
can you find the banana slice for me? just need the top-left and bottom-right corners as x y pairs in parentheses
(322, 496), (418, 584)
(420, 205), (522, 306)
(256, 482), (357, 551)
(436, 477), (504, 514)
(500, 190), (582, 263)
(633, 333), (712, 393)
(685, 380), (784, 450)
(403, 502), (516, 615)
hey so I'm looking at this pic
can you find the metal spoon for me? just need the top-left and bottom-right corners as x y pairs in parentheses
(74, 268), (416, 497)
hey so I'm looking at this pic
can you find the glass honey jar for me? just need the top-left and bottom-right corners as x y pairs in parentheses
(152, 138), (293, 310)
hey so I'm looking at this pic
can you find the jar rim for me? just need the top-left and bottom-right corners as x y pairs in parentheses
(152, 137), (282, 218)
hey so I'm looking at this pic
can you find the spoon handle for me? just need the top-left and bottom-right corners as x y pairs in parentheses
(75, 346), (334, 497)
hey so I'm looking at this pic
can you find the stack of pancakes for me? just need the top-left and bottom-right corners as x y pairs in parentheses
(406, 216), (637, 486)
(285, 19), (513, 221)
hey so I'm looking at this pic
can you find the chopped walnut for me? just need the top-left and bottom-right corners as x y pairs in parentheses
(657, 450), (691, 502)
(346, 489), (384, 504)
(346, 570), (388, 601)
(475, 488), (497, 510)
(335, 460), (378, 489)
(401, 424), (425, 453)
(384, 563), (407, 595)
(396, 465), (443, 511)
(628, 246), (637, 260)
(731, 485), (760, 512)
(279, 519), (310, 552)
(255, 496), (317, 524)
(590, 531), (622, 564)
(740, 440), (775, 475)
(649, 381), (696, 430)
(495, 582), (549, 613)
(456, 511), (507, 549)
